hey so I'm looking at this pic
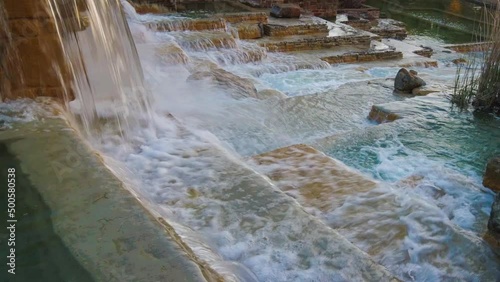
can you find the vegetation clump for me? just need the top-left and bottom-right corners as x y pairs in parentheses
(451, 1), (500, 115)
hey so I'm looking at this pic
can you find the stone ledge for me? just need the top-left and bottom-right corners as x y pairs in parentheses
(413, 47), (434, 58)
(263, 23), (328, 37)
(0, 117), (209, 282)
(259, 35), (372, 52)
(370, 28), (407, 40)
(147, 18), (227, 32)
(220, 12), (268, 24)
(443, 42), (493, 53)
(321, 50), (403, 64)
(337, 5), (381, 20)
(187, 61), (259, 99)
(174, 31), (237, 50)
(234, 23), (263, 39)
(252, 144), (378, 212)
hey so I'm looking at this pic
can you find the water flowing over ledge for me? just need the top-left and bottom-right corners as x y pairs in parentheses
(1, 0), (500, 281)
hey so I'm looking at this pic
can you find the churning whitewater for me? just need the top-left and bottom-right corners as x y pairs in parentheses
(2, 0), (497, 281)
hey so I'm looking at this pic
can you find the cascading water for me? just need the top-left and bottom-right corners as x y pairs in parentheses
(46, 0), (153, 138)
(2, 0), (499, 281)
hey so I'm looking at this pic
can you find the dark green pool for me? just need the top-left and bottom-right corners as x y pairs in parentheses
(179, 1), (253, 18)
(366, 0), (490, 43)
(0, 142), (94, 282)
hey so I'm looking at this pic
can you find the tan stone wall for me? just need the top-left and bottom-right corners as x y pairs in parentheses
(1, 0), (79, 101)
(321, 50), (403, 64)
(221, 12), (268, 24)
(235, 23), (263, 39)
(148, 18), (227, 32)
(263, 23), (328, 36)
(260, 35), (371, 52)
(131, 0), (338, 17)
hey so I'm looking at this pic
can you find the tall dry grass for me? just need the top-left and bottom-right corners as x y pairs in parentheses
(452, 1), (500, 114)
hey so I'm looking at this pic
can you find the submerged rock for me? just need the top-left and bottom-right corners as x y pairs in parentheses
(270, 4), (301, 18)
(411, 86), (440, 96)
(368, 105), (400, 123)
(452, 58), (468, 65)
(394, 68), (426, 93)
(257, 89), (287, 100)
(484, 156), (500, 192)
(488, 192), (500, 238)
(188, 64), (258, 99)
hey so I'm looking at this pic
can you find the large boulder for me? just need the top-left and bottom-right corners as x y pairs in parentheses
(488, 192), (500, 239)
(270, 4), (301, 18)
(394, 68), (426, 93)
(484, 156), (500, 192)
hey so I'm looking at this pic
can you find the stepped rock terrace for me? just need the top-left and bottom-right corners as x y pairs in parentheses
(1, 0), (499, 281)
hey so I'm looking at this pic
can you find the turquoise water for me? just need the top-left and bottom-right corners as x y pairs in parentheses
(249, 49), (500, 279)
(326, 103), (500, 179)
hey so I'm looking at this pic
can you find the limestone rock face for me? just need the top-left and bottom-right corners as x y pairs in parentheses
(1, 0), (86, 101)
(235, 23), (263, 40)
(257, 89), (287, 100)
(155, 44), (189, 64)
(394, 68), (426, 93)
(270, 4), (301, 18)
(188, 64), (258, 99)
(484, 156), (500, 192)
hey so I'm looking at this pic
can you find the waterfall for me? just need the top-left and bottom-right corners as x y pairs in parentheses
(46, 0), (153, 138)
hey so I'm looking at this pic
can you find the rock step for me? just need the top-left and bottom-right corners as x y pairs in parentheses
(442, 42), (493, 53)
(257, 34), (372, 52)
(152, 132), (399, 281)
(340, 18), (408, 40)
(169, 31), (238, 51)
(189, 79), (406, 157)
(252, 144), (378, 212)
(147, 18), (227, 32)
(138, 42), (190, 65)
(0, 118), (210, 281)
(203, 43), (268, 64)
(187, 60), (260, 99)
(251, 144), (500, 279)
(232, 23), (263, 40)
(381, 39), (438, 66)
(221, 12), (268, 24)
(321, 50), (403, 64)
(263, 22), (329, 37)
